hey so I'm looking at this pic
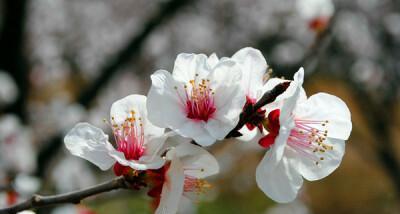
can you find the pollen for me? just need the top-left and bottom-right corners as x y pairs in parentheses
(184, 176), (212, 195)
(286, 117), (333, 167)
(174, 75), (216, 122)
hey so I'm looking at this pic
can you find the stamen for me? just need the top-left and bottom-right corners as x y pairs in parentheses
(110, 109), (146, 161)
(286, 118), (332, 165)
(174, 77), (216, 122)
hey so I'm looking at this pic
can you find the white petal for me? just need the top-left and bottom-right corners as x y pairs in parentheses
(174, 143), (219, 178)
(108, 150), (165, 171)
(176, 121), (216, 146)
(237, 126), (261, 142)
(279, 69), (305, 125)
(297, 138), (345, 181)
(295, 93), (352, 140)
(256, 150), (303, 203)
(156, 150), (185, 214)
(145, 134), (171, 157)
(147, 70), (190, 128)
(172, 53), (209, 83)
(64, 123), (116, 170)
(205, 60), (246, 139)
(207, 53), (219, 68)
(263, 68), (306, 115)
(271, 125), (292, 164)
(110, 94), (164, 138)
(232, 47), (267, 99)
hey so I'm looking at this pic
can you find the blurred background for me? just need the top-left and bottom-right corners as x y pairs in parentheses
(0, 0), (399, 213)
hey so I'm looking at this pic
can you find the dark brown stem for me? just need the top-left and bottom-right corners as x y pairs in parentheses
(0, 177), (128, 214)
(225, 81), (290, 138)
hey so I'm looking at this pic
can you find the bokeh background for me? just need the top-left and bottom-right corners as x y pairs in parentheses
(0, 0), (400, 213)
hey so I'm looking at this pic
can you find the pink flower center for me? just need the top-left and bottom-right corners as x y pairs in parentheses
(175, 77), (216, 122)
(111, 110), (145, 161)
(259, 109), (333, 165)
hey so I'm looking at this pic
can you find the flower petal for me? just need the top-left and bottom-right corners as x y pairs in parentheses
(156, 149), (185, 214)
(207, 53), (219, 69)
(172, 53), (209, 83)
(147, 70), (189, 129)
(176, 121), (216, 146)
(297, 137), (345, 181)
(110, 94), (164, 138)
(232, 47), (267, 99)
(108, 150), (165, 171)
(205, 60), (246, 139)
(295, 93), (352, 140)
(256, 149), (303, 203)
(64, 123), (116, 170)
(174, 143), (219, 179)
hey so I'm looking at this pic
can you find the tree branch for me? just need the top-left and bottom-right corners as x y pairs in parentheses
(225, 82), (290, 138)
(0, 177), (129, 214)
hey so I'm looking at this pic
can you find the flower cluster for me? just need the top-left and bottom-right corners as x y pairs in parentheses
(64, 47), (352, 213)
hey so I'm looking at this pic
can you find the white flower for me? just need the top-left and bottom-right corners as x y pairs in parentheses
(296, 0), (334, 21)
(51, 156), (96, 193)
(13, 174), (41, 196)
(231, 47), (268, 141)
(296, 0), (334, 32)
(147, 53), (246, 146)
(64, 95), (166, 174)
(256, 68), (352, 203)
(0, 115), (36, 173)
(0, 71), (18, 107)
(149, 140), (219, 214)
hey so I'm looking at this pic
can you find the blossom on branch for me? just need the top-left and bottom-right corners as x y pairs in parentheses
(255, 68), (352, 202)
(231, 47), (269, 140)
(147, 53), (246, 146)
(64, 94), (167, 175)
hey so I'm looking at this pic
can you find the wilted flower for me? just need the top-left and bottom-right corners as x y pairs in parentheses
(147, 53), (246, 146)
(64, 95), (167, 176)
(256, 68), (352, 202)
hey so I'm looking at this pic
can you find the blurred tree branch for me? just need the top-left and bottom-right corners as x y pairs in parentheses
(36, 0), (196, 178)
(0, 177), (128, 214)
(0, 0), (30, 123)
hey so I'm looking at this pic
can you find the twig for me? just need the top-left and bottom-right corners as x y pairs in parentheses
(0, 177), (128, 214)
(225, 82), (290, 138)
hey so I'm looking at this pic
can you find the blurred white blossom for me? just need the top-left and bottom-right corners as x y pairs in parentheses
(0, 115), (36, 173)
(51, 155), (96, 193)
(0, 72), (18, 107)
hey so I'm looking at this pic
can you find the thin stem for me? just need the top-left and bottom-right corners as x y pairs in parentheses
(0, 177), (129, 214)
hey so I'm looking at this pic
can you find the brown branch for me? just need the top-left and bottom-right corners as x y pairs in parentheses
(225, 81), (290, 138)
(0, 177), (129, 214)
